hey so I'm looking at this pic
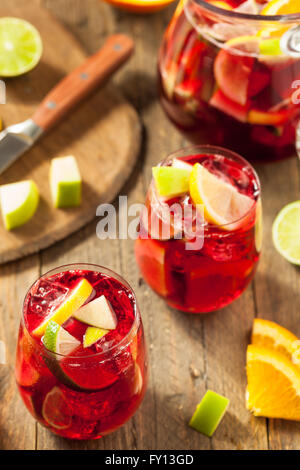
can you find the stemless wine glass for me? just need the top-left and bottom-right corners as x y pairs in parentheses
(135, 145), (262, 313)
(16, 263), (148, 440)
(158, 0), (300, 162)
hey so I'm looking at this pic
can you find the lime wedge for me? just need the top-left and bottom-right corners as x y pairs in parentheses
(152, 166), (191, 198)
(272, 201), (300, 265)
(43, 321), (80, 357)
(0, 17), (43, 77)
(189, 390), (229, 437)
(83, 326), (108, 348)
(33, 278), (93, 337)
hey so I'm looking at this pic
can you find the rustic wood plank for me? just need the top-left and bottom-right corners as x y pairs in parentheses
(2, 0), (298, 450)
(0, 256), (40, 450)
(253, 159), (300, 450)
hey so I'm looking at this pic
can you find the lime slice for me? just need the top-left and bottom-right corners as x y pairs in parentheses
(42, 386), (72, 430)
(33, 278), (93, 337)
(189, 390), (230, 437)
(0, 17), (43, 77)
(152, 167), (191, 198)
(83, 326), (108, 348)
(0, 180), (39, 230)
(43, 321), (80, 357)
(189, 163), (254, 229)
(272, 201), (300, 265)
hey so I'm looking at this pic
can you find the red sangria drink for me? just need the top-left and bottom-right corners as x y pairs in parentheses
(135, 146), (262, 313)
(16, 264), (147, 440)
(158, 0), (300, 162)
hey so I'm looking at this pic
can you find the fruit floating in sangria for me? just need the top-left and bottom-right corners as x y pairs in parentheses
(159, 0), (300, 162)
(16, 264), (147, 440)
(135, 146), (262, 313)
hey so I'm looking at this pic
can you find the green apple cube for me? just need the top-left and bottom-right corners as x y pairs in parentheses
(152, 166), (191, 198)
(0, 180), (39, 230)
(259, 38), (282, 56)
(189, 390), (229, 437)
(83, 327), (109, 348)
(74, 295), (118, 330)
(50, 156), (82, 208)
(172, 158), (193, 173)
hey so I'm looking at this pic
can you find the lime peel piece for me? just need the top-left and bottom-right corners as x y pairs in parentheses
(33, 278), (93, 337)
(189, 390), (230, 437)
(83, 326), (109, 348)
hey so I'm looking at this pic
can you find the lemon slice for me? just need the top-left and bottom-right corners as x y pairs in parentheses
(83, 327), (109, 348)
(33, 278), (93, 337)
(0, 17), (43, 77)
(272, 201), (300, 265)
(189, 163), (254, 228)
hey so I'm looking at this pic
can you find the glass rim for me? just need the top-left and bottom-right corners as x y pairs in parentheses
(22, 263), (140, 360)
(191, 0), (300, 23)
(153, 144), (260, 229)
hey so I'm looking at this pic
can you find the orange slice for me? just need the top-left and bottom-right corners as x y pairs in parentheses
(102, 0), (175, 13)
(252, 318), (300, 363)
(261, 0), (300, 15)
(246, 345), (300, 421)
(189, 163), (254, 229)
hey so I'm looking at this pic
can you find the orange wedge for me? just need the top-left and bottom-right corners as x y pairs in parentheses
(246, 345), (300, 421)
(252, 318), (300, 363)
(101, 0), (176, 13)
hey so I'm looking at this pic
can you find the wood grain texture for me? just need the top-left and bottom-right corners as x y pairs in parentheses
(0, 0), (299, 450)
(0, 0), (141, 264)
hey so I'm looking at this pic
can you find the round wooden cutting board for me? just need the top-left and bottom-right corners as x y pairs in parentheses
(0, 0), (141, 264)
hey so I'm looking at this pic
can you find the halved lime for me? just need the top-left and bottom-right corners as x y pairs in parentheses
(272, 201), (300, 265)
(0, 17), (43, 77)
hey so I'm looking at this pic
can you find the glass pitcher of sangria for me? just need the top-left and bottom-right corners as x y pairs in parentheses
(158, 0), (300, 162)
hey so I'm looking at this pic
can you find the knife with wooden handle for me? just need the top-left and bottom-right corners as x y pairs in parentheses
(0, 34), (134, 175)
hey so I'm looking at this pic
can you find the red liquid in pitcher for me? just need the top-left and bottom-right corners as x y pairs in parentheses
(16, 268), (147, 440)
(158, 0), (300, 162)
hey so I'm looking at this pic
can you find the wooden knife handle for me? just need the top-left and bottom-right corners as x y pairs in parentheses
(32, 34), (134, 131)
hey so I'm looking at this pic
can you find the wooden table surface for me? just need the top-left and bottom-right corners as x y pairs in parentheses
(1, 0), (300, 451)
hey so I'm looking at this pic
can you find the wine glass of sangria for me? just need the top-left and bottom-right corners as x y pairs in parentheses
(158, 0), (300, 162)
(135, 145), (262, 313)
(16, 264), (148, 440)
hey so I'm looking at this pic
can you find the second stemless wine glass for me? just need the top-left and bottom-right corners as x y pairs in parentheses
(135, 145), (262, 313)
(158, 0), (300, 162)
(16, 264), (148, 440)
